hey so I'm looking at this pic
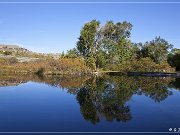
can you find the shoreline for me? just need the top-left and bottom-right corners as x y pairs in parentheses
(0, 69), (179, 78)
(127, 72), (180, 77)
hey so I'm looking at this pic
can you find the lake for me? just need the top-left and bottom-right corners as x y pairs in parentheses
(0, 75), (179, 133)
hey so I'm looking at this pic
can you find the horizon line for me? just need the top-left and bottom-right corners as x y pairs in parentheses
(0, 1), (180, 4)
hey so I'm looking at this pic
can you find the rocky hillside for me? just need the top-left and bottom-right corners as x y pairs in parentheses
(0, 44), (63, 64)
(0, 44), (47, 62)
(0, 44), (30, 53)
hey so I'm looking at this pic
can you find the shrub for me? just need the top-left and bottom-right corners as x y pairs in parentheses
(129, 57), (174, 72)
(7, 57), (18, 64)
(36, 67), (45, 76)
(103, 57), (175, 72)
(3, 51), (12, 55)
(0, 58), (91, 75)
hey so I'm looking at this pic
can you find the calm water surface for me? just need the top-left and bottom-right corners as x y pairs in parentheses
(0, 75), (179, 132)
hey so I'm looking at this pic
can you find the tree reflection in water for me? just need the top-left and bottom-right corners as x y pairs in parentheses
(76, 77), (132, 124)
(0, 74), (179, 124)
(76, 76), (176, 124)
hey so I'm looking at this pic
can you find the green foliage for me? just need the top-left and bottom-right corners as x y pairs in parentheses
(76, 20), (177, 72)
(167, 48), (180, 71)
(0, 50), (3, 54)
(171, 48), (180, 54)
(129, 58), (174, 72)
(76, 20), (133, 69)
(0, 20), (178, 73)
(113, 39), (133, 64)
(85, 57), (96, 70)
(60, 51), (65, 58)
(96, 50), (107, 68)
(133, 42), (144, 59)
(3, 51), (12, 55)
(65, 48), (79, 58)
(168, 53), (180, 71)
(77, 20), (100, 70)
(130, 57), (157, 72)
(141, 37), (173, 64)
(104, 57), (174, 72)
(100, 21), (132, 42)
(98, 21), (133, 65)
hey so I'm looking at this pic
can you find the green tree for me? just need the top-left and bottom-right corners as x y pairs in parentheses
(168, 52), (180, 71)
(66, 48), (79, 58)
(113, 39), (133, 64)
(60, 51), (65, 58)
(77, 20), (100, 70)
(171, 48), (180, 54)
(142, 37), (173, 64)
(96, 50), (107, 68)
(99, 21), (132, 43)
(133, 42), (144, 59)
(168, 48), (180, 71)
(98, 21), (133, 65)
(76, 20), (133, 69)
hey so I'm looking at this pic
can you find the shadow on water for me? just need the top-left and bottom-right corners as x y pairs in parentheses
(0, 74), (180, 124)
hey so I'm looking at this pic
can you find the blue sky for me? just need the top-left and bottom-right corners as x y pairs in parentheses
(0, 1), (180, 53)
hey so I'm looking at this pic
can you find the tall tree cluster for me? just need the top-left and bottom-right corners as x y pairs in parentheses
(140, 37), (173, 64)
(76, 20), (133, 70)
(71, 19), (179, 71)
(76, 20), (100, 70)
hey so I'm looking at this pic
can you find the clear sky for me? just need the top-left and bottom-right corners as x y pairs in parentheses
(0, 0), (180, 53)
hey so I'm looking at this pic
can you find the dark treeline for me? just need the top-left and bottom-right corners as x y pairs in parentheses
(64, 20), (179, 72)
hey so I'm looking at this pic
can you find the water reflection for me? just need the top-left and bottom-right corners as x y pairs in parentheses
(169, 78), (180, 90)
(0, 75), (89, 91)
(76, 76), (178, 124)
(0, 74), (179, 124)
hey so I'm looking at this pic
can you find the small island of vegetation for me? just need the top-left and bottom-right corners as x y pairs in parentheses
(0, 20), (180, 76)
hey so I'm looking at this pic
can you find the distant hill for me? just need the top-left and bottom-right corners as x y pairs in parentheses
(0, 45), (20, 49)
(0, 44), (60, 62)
(0, 44), (30, 53)
(0, 44), (44, 62)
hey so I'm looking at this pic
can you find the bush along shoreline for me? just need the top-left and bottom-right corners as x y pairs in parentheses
(0, 58), (92, 75)
(0, 56), (178, 77)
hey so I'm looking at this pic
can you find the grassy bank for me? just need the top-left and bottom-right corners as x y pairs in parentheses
(0, 58), (91, 75)
(103, 58), (175, 73)
(0, 57), (176, 76)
